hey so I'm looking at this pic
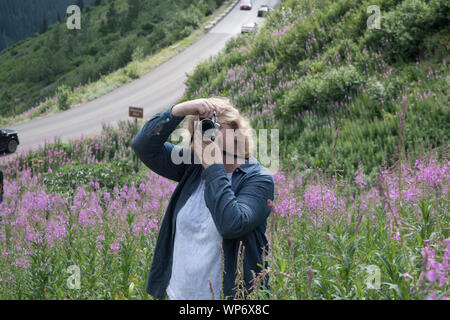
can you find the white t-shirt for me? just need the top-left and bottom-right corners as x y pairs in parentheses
(166, 172), (233, 300)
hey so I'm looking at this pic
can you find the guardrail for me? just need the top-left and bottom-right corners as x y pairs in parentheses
(204, 0), (241, 32)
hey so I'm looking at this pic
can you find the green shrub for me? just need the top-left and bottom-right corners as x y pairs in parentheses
(42, 158), (136, 198)
(283, 64), (363, 116)
(362, 0), (449, 63)
(56, 84), (72, 111)
(366, 77), (386, 104)
(184, 60), (214, 96)
(140, 22), (154, 33)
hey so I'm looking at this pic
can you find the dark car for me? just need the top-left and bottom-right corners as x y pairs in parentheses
(0, 128), (19, 154)
(257, 5), (273, 17)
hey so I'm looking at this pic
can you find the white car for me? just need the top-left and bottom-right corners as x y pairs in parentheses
(241, 22), (257, 33)
(240, 0), (253, 10)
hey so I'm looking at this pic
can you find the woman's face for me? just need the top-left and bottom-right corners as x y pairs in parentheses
(215, 122), (243, 159)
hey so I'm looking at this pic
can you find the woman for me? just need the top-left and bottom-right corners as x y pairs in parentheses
(131, 97), (275, 300)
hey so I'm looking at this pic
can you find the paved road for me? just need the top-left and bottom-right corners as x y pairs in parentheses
(8, 0), (280, 154)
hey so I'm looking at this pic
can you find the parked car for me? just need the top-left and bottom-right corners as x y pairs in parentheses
(0, 128), (19, 154)
(257, 4), (273, 17)
(240, 0), (253, 10)
(241, 22), (258, 33)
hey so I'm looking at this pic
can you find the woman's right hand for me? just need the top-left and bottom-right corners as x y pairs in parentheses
(171, 98), (218, 118)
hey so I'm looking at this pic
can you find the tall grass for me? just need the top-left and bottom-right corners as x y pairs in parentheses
(0, 119), (447, 299)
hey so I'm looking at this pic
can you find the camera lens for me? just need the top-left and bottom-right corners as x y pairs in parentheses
(200, 119), (215, 134)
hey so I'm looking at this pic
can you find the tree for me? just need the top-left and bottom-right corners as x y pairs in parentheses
(100, 1), (117, 35)
(57, 12), (62, 23)
(0, 32), (8, 51)
(0, 91), (12, 116)
(40, 14), (48, 34)
(127, 0), (140, 21)
(51, 23), (61, 50)
(121, 0), (140, 34)
(76, 0), (84, 11)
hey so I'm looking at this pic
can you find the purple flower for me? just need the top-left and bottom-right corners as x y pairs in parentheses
(426, 269), (437, 282)
(354, 170), (366, 189)
(392, 230), (400, 241)
(110, 241), (120, 253)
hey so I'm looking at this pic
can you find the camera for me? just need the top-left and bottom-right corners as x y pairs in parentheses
(198, 111), (221, 141)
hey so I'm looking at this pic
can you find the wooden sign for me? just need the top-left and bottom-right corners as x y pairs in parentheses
(129, 106), (143, 119)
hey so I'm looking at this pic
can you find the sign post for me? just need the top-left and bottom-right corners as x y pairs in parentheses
(129, 106), (143, 119)
(129, 106), (143, 173)
(129, 106), (143, 128)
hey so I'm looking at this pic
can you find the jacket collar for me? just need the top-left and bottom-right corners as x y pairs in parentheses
(191, 151), (258, 174)
(236, 156), (259, 174)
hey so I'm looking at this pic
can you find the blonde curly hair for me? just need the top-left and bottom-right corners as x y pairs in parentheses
(185, 96), (254, 159)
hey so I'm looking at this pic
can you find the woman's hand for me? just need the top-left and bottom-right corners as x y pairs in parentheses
(267, 199), (274, 212)
(171, 98), (218, 118)
(193, 126), (223, 168)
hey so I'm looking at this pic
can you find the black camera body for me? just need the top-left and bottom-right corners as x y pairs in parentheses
(198, 111), (221, 141)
